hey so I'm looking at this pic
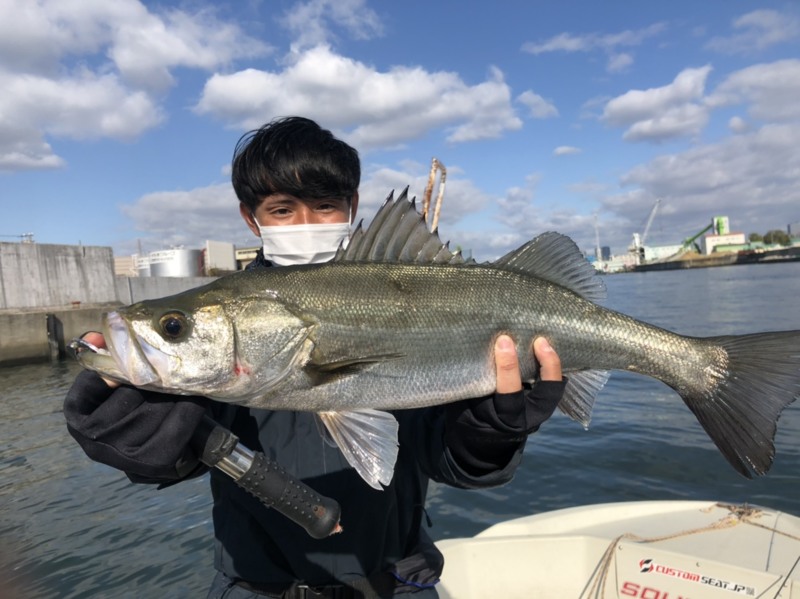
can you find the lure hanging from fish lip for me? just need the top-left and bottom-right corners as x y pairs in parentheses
(69, 336), (107, 356)
(68, 337), (130, 383)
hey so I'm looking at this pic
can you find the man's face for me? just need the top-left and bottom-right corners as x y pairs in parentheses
(241, 193), (359, 237)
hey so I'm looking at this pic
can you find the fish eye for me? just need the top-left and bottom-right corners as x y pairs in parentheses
(158, 311), (190, 341)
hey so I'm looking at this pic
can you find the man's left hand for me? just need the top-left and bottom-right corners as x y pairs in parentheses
(494, 334), (562, 393)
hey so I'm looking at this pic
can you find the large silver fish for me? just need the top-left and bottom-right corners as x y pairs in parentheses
(74, 190), (800, 489)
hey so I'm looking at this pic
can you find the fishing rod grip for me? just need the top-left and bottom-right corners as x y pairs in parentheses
(192, 415), (341, 539)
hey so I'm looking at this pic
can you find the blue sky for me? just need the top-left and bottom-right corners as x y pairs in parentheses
(1, 0), (799, 260)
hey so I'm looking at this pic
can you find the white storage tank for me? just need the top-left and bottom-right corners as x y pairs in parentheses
(148, 248), (204, 277)
(135, 254), (152, 277)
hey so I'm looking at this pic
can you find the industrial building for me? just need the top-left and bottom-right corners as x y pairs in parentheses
(114, 240), (238, 278)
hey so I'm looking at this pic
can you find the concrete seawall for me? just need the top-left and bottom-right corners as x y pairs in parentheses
(0, 241), (217, 366)
(0, 305), (118, 365)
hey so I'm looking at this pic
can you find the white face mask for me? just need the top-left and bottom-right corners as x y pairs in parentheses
(257, 221), (351, 266)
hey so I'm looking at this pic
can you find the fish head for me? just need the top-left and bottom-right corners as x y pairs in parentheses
(100, 298), (239, 394)
(74, 285), (312, 401)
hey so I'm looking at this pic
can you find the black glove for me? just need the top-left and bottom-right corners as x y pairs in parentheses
(64, 370), (208, 482)
(444, 379), (566, 476)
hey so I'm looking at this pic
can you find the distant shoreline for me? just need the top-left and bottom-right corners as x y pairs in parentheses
(633, 245), (800, 272)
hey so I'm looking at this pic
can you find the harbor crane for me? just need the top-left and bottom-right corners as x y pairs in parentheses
(593, 213), (602, 261)
(630, 199), (661, 264)
(681, 222), (714, 253)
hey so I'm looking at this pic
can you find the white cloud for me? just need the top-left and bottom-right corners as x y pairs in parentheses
(612, 123), (800, 241)
(728, 116), (748, 134)
(0, 68), (164, 170)
(602, 65), (712, 142)
(622, 104), (709, 142)
(280, 0), (383, 53)
(122, 183), (248, 251)
(521, 23), (666, 73)
(567, 181), (608, 195)
(601, 59), (800, 146)
(517, 91), (559, 119)
(0, 127), (65, 172)
(119, 162), (495, 254)
(428, 172), (602, 261)
(607, 53), (633, 73)
(594, 57), (800, 251)
(18, 71), (163, 139)
(0, 0), (125, 74)
(359, 162), (492, 227)
(195, 46), (523, 150)
(706, 9), (800, 54)
(580, 95), (612, 120)
(493, 174), (546, 234)
(709, 59), (800, 122)
(110, 6), (271, 91)
(523, 32), (589, 54)
(0, 0), (269, 171)
(554, 146), (582, 156)
(522, 23), (666, 54)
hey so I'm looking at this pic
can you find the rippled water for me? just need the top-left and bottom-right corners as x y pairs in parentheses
(2, 262), (799, 597)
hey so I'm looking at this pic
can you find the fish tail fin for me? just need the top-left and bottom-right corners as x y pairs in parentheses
(685, 331), (800, 478)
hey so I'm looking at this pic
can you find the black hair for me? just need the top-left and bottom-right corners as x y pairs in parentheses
(231, 116), (361, 212)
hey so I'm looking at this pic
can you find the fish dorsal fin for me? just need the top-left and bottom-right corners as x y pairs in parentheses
(493, 232), (606, 301)
(335, 187), (470, 265)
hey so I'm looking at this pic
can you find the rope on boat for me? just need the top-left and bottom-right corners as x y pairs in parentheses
(580, 502), (800, 599)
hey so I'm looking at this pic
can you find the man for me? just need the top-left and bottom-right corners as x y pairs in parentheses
(64, 117), (565, 598)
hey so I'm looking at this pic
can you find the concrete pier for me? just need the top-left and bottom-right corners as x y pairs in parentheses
(0, 241), (216, 366)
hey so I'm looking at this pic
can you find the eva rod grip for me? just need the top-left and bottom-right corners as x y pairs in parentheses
(192, 416), (341, 539)
(240, 452), (342, 539)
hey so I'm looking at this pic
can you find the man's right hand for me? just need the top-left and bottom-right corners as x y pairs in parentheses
(64, 333), (208, 482)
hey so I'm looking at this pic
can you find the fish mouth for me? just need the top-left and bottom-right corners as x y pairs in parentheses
(69, 311), (162, 387)
(68, 336), (129, 382)
(104, 311), (162, 387)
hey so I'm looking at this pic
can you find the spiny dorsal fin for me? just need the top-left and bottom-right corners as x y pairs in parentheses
(493, 232), (606, 301)
(335, 188), (469, 265)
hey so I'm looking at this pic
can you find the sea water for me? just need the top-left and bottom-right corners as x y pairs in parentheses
(1, 262), (798, 597)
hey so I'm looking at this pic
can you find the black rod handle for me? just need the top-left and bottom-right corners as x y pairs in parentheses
(192, 416), (341, 539)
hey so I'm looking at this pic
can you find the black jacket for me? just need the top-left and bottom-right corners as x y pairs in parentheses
(208, 404), (521, 590)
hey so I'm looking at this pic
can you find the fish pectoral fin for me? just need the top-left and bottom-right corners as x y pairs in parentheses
(557, 369), (610, 428)
(304, 353), (405, 386)
(314, 414), (339, 448)
(316, 410), (399, 490)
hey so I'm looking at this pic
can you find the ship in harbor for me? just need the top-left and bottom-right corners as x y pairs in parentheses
(592, 201), (800, 273)
(632, 214), (800, 272)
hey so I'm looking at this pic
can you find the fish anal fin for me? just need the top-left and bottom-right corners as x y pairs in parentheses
(558, 369), (610, 427)
(316, 410), (399, 489)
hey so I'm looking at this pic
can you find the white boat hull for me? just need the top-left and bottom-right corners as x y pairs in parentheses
(436, 500), (800, 598)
